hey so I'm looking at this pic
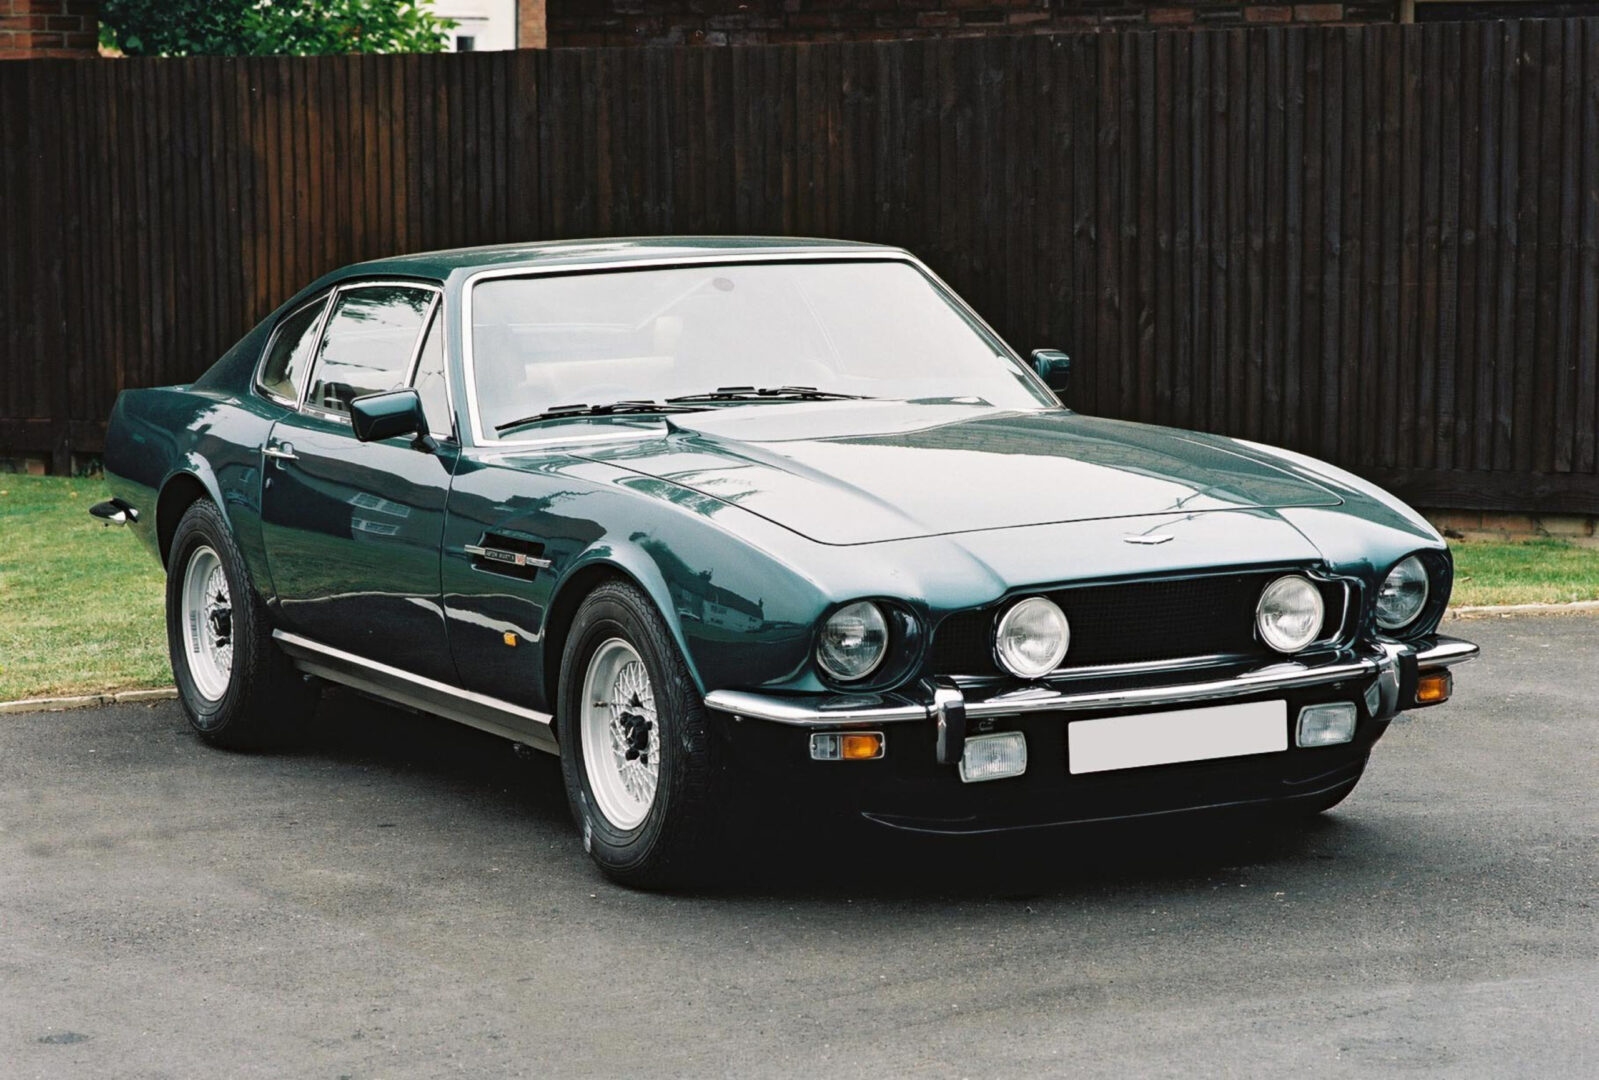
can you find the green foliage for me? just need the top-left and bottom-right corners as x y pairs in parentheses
(100, 0), (455, 57)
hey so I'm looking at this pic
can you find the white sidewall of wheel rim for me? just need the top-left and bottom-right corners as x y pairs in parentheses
(180, 545), (233, 702)
(579, 636), (661, 831)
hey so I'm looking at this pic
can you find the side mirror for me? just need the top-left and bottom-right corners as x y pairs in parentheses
(350, 388), (430, 447)
(1031, 349), (1072, 395)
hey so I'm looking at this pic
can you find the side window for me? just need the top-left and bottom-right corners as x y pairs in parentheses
(258, 298), (326, 404)
(411, 307), (452, 438)
(304, 285), (433, 415)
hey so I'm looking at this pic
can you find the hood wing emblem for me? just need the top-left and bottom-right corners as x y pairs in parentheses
(1123, 534), (1174, 545)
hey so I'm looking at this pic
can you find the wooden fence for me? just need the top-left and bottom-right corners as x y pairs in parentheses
(2, 19), (1597, 512)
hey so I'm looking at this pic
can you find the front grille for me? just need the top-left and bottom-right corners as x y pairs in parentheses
(928, 572), (1347, 677)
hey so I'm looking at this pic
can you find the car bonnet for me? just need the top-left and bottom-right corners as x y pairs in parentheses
(573, 401), (1343, 546)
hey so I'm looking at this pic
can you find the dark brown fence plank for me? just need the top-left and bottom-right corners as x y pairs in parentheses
(1580, 20), (1599, 474)
(2, 20), (1597, 512)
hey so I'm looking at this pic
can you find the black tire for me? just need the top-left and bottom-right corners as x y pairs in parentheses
(165, 499), (316, 749)
(556, 580), (724, 889)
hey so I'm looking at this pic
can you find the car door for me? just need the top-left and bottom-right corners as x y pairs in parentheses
(258, 281), (459, 682)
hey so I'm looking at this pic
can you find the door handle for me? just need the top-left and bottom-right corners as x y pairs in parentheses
(262, 443), (298, 462)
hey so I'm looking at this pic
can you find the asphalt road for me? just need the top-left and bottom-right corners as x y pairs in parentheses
(2, 615), (1595, 1079)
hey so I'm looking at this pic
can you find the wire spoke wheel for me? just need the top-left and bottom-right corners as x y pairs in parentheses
(179, 544), (233, 701)
(579, 637), (661, 831)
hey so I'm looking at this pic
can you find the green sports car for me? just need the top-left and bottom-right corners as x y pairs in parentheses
(94, 237), (1478, 886)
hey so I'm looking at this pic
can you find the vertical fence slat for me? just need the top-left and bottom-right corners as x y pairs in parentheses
(1, 21), (1596, 508)
(1579, 20), (1599, 475)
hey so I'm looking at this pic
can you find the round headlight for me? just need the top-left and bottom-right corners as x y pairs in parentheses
(1375, 555), (1430, 631)
(817, 601), (889, 682)
(1255, 575), (1325, 654)
(994, 596), (1070, 679)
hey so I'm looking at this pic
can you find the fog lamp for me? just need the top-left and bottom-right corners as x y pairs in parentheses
(810, 731), (884, 761)
(958, 732), (1028, 783)
(1296, 702), (1358, 748)
(1415, 669), (1452, 705)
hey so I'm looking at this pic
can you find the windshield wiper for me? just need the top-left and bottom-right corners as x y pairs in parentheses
(494, 400), (706, 434)
(666, 385), (869, 404)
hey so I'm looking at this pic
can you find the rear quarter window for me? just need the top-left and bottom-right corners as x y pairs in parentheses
(257, 299), (327, 404)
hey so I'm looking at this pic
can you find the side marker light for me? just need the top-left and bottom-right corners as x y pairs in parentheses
(1415, 669), (1452, 705)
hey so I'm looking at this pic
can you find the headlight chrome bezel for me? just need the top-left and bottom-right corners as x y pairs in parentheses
(1374, 555), (1431, 632)
(993, 595), (1072, 679)
(1255, 574), (1327, 654)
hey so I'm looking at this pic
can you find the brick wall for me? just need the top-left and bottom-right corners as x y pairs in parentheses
(0, 0), (98, 59)
(518, 0), (548, 47)
(545, 0), (1398, 46)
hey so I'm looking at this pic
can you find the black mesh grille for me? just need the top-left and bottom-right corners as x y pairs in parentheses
(929, 573), (1346, 676)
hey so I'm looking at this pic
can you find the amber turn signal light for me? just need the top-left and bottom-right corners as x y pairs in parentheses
(809, 731), (885, 761)
(1415, 669), (1452, 705)
(842, 733), (883, 760)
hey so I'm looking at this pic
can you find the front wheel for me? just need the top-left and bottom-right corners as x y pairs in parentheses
(557, 581), (724, 888)
(165, 499), (316, 749)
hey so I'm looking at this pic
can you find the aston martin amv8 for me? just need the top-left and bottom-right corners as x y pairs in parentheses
(94, 238), (1479, 885)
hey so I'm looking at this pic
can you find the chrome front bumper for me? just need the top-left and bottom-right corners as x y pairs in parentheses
(704, 636), (1480, 760)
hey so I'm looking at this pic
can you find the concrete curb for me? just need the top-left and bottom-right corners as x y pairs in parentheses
(0, 687), (177, 715)
(1445, 599), (1599, 619)
(2, 598), (1597, 713)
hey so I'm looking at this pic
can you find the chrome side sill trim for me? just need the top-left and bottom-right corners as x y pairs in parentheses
(272, 630), (557, 753)
(704, 635), (1481, 728)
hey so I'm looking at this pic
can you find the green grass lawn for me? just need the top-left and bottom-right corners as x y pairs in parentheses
(0, 475), (168, 700)
(0, 475), (1595, 700)
(1450, 537), (1599, 608)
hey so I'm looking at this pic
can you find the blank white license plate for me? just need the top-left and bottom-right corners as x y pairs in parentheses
(1068, 700), (1288, 775)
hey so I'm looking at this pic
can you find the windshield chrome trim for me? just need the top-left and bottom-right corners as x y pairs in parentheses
(457, 249), (1040, 449)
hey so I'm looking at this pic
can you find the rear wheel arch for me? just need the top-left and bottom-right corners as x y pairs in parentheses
(156, 473), (214, 567)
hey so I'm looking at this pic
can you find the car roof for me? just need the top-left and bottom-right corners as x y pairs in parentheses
(338, 236), (905, 281)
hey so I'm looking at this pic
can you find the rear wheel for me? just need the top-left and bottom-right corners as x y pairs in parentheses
(165, 499), (316, 749)
(557, 580), (724, 888)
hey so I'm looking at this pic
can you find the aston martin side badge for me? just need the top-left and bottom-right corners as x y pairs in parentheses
(1123, 534), (1174, 545)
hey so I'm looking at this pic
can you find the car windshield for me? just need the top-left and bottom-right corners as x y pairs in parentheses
(467, 259), (1054, 438)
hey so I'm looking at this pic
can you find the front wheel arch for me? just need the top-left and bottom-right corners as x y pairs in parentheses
(544, 563), (657, 718)
(541, 556), (701, 718)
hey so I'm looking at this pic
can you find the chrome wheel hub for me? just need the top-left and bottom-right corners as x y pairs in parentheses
(579, 638), (660, 830)
(180, 545), (233, 701)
